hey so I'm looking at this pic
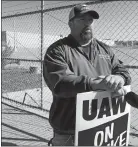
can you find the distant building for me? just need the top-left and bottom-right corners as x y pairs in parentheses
(99, 39), (115, 46)
(115, 40), (138, 47)
(101, 39), (115, 46)
(2, 31), (14, 56)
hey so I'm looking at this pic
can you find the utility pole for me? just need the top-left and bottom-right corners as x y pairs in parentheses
(40, 0), (44, 109)
(13, 19), (17, 52)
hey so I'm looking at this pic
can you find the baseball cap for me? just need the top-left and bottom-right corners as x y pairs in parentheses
(69, 4), (99, 21)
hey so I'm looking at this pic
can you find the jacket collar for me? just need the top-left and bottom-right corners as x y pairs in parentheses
(67, 34), (97, 52)
(67, 34), (80, 48)
(68, 34), (96, 47)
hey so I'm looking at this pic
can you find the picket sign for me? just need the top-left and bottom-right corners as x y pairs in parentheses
(75, 85), (131, 146)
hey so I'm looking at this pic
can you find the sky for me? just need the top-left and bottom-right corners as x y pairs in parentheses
(2, 1), (138, 52)
(2, 1), (89, 16)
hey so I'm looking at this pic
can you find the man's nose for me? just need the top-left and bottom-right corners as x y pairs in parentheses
(84, 19), (93, 26)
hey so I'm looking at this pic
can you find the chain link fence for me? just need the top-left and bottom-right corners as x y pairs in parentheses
(2, 0), (138, 145)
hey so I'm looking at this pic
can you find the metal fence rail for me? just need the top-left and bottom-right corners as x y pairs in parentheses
(2, 0), (138, 145)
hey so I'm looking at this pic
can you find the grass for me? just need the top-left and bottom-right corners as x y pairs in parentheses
(2, 46), (138, 94)
(2, 68), (41, 93)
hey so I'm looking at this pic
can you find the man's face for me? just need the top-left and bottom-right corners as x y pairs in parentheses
(70, 13), (94, 42)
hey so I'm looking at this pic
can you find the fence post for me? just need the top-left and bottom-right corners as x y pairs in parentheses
(41, 0), (44, 109)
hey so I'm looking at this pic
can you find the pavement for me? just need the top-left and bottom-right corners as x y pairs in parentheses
(1, 103), (53, 146)
(1, 102), (138, 146)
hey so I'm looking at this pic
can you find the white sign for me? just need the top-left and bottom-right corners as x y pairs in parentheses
(75, 86), (131, 146)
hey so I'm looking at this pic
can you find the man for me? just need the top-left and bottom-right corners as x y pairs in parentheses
(43, 4), (131, 146)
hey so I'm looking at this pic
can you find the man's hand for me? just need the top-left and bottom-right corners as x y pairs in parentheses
(111, 87), (127, 98)
(92, 75), (125, 93)
(91, 75), (127, 98)
(101, 75), (125, 92)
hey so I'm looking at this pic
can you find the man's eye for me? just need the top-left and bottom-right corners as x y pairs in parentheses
(80, 19), (85, 21)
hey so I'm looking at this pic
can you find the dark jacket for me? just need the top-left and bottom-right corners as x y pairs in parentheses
(43, 34), (131, 134)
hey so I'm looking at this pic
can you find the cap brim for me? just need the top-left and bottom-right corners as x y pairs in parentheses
(80, 10), (99, 19)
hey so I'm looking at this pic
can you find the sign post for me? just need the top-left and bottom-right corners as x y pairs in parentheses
(75, 86), (131, 146)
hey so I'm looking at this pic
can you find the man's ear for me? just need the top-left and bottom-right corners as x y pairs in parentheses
(68, 20), (73, 29)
